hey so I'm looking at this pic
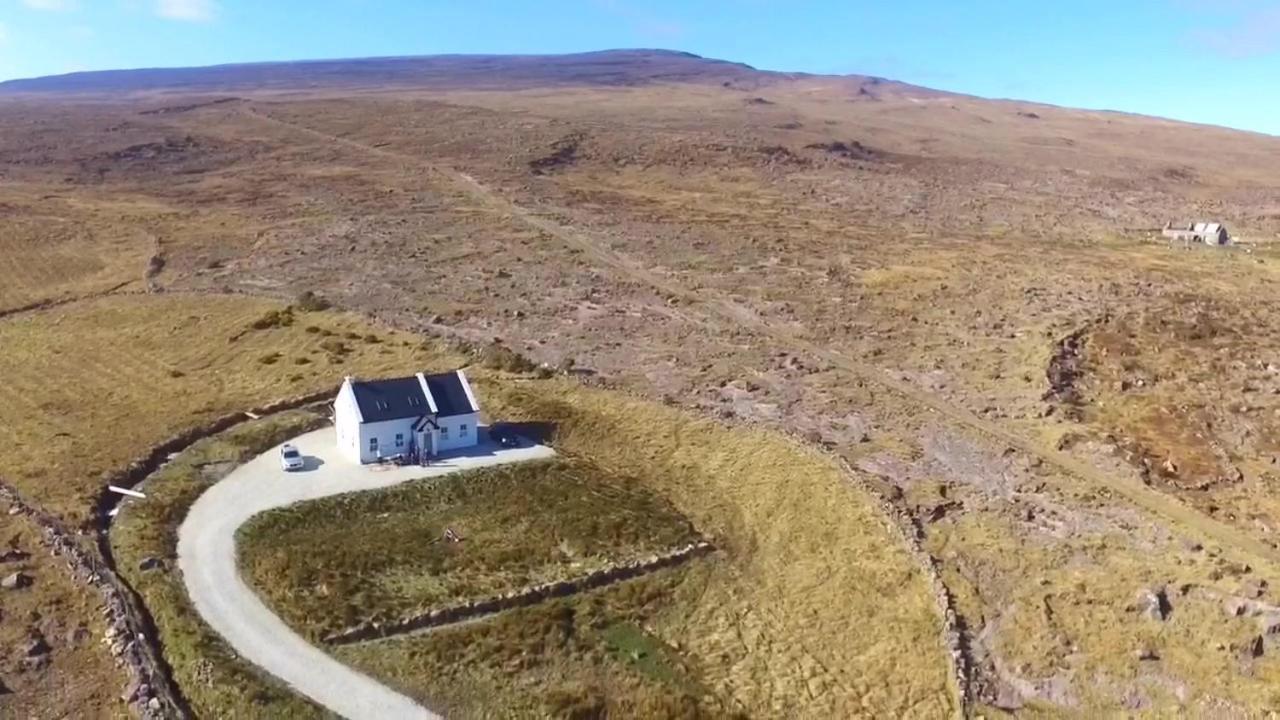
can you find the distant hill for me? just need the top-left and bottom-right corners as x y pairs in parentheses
(0, 50), (763, 94)
(0, 49), (938, 97)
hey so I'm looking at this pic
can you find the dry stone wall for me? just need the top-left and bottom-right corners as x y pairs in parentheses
(0, 481), (187, 718)
(325, 540), (714, 645)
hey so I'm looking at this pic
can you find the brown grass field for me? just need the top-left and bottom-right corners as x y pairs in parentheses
(2, 49), (1280, 715)
(0, 293), (457, 520)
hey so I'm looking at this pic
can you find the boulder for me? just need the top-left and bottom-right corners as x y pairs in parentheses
(992, 683), (1024, 711)
(0, 549), (30, 563)
(24, 634), (51, 658)
(1242, 579), (1269, 599)
(1249, 635), (1266, 658)
(121, 677), (150, 703)
(1, 572), (31, 590)
(1133, 586), (1173, 621)
(137, 557), (165, 573)
(65, 625), (91, 647)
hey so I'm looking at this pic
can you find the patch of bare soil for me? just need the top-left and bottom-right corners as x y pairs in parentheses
(803, 139), (879, 161)
(1075, 296), (1280, 535)
(529, 134), (583, 175)
(1044, 326), (1090, 411)
(78, 134), (240, 179)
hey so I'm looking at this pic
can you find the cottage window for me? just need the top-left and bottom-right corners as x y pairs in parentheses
(369, 437), (379, 452)
(395, 433), (405, 448)
(460, 423), (469, 436)
(440, 425), (449, 438)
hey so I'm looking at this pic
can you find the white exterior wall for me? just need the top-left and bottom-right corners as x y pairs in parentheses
(356, 418), (419, 464)
(334, 382), (363, 465)
(434, 412), (480, 453)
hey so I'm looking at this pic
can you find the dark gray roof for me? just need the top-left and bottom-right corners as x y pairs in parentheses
(423, 371), (478, 418)
(350, 371), (478, 423)
(350, 376), (430, 423)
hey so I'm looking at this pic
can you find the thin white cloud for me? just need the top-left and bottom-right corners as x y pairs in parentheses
(1180, 0), (1280, 57)
(594, 0), (687, 40)
(1212, 8), (1280, 56)
(22, 0), (77, 11)
(155, 0), (219, 22)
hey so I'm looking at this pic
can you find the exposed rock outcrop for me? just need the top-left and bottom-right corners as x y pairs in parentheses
(1, 571), (31, 590)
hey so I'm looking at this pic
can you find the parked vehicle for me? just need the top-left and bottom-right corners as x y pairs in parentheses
(488, 423), (522, 448)
(280, 444), (305, 471)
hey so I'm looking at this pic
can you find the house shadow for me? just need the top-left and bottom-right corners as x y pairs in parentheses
(492, 421), (557, 445)
(417, 422), (559, 468)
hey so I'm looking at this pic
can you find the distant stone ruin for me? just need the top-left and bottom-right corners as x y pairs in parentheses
(1162, 221), (1230, 246)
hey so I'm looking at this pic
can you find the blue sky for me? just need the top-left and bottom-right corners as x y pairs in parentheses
(2, 0), (1279, 134)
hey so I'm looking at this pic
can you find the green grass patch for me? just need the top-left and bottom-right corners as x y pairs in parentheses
(238, 457), (700, 640)
(601, 621), (691, 689)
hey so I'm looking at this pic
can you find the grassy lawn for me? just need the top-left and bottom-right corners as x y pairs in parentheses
(238, 457), (701, 640)
(334, 565), (734, 718)
(83, 313), (956, 717)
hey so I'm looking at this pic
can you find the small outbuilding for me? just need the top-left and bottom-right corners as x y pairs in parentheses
(334, 370), (481, 464)
(1162, 221), (1230, 246)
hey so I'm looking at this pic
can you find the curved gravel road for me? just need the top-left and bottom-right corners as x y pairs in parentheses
(177, 425), (555, 719)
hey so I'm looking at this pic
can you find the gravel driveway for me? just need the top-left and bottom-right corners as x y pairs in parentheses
(177, 425), (555, 719)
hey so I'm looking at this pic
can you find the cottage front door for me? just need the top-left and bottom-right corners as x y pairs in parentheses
(416, 428), (435, 457)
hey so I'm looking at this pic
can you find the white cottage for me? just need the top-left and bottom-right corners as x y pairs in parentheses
(334, 370), (481, 464)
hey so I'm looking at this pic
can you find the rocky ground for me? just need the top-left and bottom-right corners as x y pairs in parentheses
(0, 481), (181, 718)
(0, 500), (129, 717)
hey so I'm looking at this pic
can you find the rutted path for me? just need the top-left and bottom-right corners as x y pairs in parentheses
(177, 426), (555, 720)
